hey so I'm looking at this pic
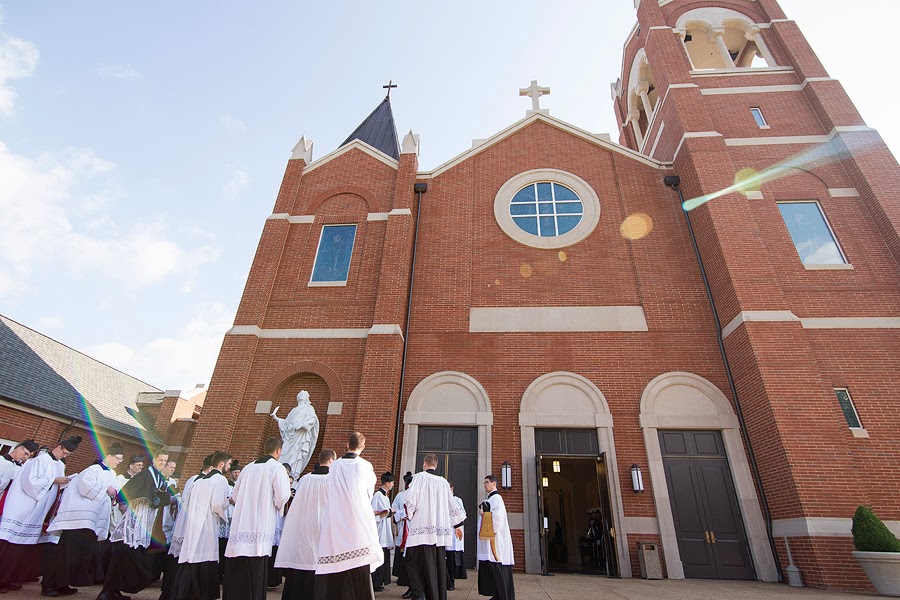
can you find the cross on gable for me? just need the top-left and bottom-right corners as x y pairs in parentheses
(383, 80), (398, 98)
(519, 80), (551, 113)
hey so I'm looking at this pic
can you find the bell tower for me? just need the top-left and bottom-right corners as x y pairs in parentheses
(615, 0), (900, 590)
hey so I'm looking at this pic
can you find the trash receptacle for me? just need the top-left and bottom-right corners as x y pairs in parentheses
(637, 541), (663, 579)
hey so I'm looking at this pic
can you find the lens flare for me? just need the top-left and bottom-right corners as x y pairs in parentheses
(682, 134), (874, 212)
(519, 264), (533, 278)
(558, 251), (567, 262)
(620, 213), (653, 240)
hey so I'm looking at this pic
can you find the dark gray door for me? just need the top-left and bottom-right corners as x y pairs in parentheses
(659, 430), (754, 580)
(416, 427), (478, 567)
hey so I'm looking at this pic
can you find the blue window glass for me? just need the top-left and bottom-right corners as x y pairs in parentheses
(509, 182), (584, 238)
(512, 216), (538, 235)
(777, 202), (846, 265)
(311, 224), (357, 283)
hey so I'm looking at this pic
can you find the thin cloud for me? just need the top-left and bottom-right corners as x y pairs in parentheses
(219, 114), (248, 133)
(0, 30), (39, 118)
(222, 167), (249, 197)
(98, 64), (142, 80)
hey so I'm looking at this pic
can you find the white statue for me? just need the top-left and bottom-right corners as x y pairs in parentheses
(270, 390), (320, 478)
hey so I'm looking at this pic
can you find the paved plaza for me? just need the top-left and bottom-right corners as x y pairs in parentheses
(2, 572), (877, 599)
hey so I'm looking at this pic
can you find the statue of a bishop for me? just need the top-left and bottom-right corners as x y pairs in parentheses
(271, 390), (320, 478)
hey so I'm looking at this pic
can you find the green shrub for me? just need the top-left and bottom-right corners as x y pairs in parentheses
(852, 506), (900, 553)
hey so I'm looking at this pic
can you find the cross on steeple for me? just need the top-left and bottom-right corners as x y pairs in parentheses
(519, 80), (550, 115)
(383, 80), (398, 98)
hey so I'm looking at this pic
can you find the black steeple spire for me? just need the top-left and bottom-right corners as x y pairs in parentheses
(340, 92), (400, 161)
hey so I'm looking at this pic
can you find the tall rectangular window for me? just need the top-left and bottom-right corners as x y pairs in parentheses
(834, 388), (862, 429)
(750, 107), (768, 128)
(310, 224), (357, 284)
(777, 202), (847, 265)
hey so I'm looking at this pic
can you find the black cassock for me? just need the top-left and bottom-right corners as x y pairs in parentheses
(41, 528), (103, 591)
(313, 564), (374, 600)
(406, 544), (448, 600)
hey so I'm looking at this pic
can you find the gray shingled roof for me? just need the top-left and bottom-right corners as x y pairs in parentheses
(340, 96), (400, 160)
(0, 315), (162, 444)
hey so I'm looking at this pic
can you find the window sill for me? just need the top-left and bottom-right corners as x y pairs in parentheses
(803, 263), (853, 270)
(308, 280), (349, 287)
(759, 125), (771, 130)
(850, 428), (869, 438)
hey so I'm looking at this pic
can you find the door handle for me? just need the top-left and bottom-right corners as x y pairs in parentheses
(704, 531), (711, 544)
(710, 531), (717, 544)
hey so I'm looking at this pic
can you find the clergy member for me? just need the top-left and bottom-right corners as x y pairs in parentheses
(314, 432), (382, 600)
(266, 463), (293, 589)
(42, 441), (124, 597)
(0, 435), (80, 594)
(0, 439), (39, 494)
(100, 448), (173, 600)
(477, 475), (515, 600)
(444, 482), (467, 591)
(172, 451), (232, 600)
(371, 471), (395, 592)
(392, 471), (413, 598)
(100, 453), (145, 578)
(223, 437), (291, 600)
(403, 454), (463, 600)
(274, 448), (336, 600)
(217, 459), (240, 583)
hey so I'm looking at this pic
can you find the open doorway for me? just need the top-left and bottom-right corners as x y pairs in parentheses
(539, 455), (618, 576)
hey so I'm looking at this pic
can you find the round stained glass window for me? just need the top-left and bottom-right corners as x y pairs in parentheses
(509, 182), (584, 238)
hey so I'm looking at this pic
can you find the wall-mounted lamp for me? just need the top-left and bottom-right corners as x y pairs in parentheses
(552, 460), (561, 473)
(501, 461), (512, 490)
(542, 476), (549, 488)
(631, 464), (644, 493)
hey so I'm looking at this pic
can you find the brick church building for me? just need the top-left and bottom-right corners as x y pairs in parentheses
(190, 0), (900, 590)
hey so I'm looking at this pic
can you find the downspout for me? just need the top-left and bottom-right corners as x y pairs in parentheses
(663, 175), (783, 583)
(392, 182), (428, 474)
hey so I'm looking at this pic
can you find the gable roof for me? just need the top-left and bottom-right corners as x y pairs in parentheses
(340, 96), (400, 161)
(0, 314), (162, 444)
(418, 112), (669, 179)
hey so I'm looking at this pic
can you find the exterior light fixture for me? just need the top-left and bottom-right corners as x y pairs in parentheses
(501, 461), (512, 490)
(552, 460), (561, 473)
(631, 464), (644, 493)
(542, 476), (549, 488)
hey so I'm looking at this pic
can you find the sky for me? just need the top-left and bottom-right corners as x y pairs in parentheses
(0, 1), (897, 391)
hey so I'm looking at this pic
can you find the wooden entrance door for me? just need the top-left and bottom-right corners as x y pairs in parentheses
(416, 426), (478, 567)
(659, 430), (755, 580)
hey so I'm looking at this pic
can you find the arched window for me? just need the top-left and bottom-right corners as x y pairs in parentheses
(625, 49), (659, 150)
(676, 8), (776, 70)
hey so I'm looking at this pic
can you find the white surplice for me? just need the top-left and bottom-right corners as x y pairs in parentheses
(108, 471), (132, 535)
(178, 471), (230, 564)
(217, 483), (234, 540)
(315, 453), (382, 575)
(224, 457), (291, 558)
(404, 470), (462, 549)
(476, 492), (514, 565)
(0, 451), (64, 545)
(371, 488), (394, 549)
(0, 455), (23, 494)
(445, 496), (466, 552)
(391, 489), (408, 549)
(46, 462), (118, 542)
(274, 468), (328, 571)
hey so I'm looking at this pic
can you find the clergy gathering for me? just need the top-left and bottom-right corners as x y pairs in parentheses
(0, 394), (514, 600)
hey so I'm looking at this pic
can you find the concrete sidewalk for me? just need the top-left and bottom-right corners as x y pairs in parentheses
(4, 572), (876, 599)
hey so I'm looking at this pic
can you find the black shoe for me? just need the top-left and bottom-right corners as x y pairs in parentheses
(448, 583), (455, 590)
(7, 584), (22, 591)
(402, 591), (412, 599)
(373, 587), (385, 592)
(59, 588), (78, 596)
(113, 593), (131, 600)
(41, 591), (61, 598)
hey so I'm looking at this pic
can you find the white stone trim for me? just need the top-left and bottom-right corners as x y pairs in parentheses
(672, 131), (723, 162)
(367, 324), (404, 338)
(389, 208), (412, 216)
(254, 400), (272, 414)
(800, 317), (900, 329)
(418, 113), (667, 179)
(649, 121), (666, 160)
(701, 84), (804, 95)
(402, 372), (493, 513)
(851, 428), (869, 438)
(267, 214), (315, 224)
(307, 280), (348, 288)
(367, 213), (389, 221)
(401, 130), (420, 156)
(519, 372), (629, 577)
(745, 191), (764, 200)
(507, 513), (524, 531)
(624, 517), (661, 535)
(804, 263), (854, 271)
(291, 136), (314, 162)
(640, 372), (778, 582)
(470, 306), (648, 333)
(326, 402), (343, 415)
(493, 168), (602, 250)
(690, 66), (794, 78)
(303, 139), (399, 175)
(828, 188), (860, 198)
(772, 517), (900, 538)
(725, 126), (877, 146)
(722, 311), (800, 340)
(226, 325), (370, 338)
